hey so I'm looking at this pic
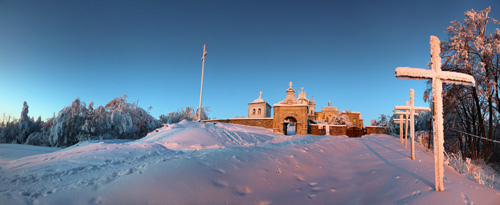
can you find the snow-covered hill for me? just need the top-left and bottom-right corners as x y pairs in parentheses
(1, 121), (499, 204)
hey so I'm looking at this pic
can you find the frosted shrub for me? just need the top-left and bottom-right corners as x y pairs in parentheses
(25, 131), (50, 146)
(415, 130), (431, 147)
(446, 151), (500, 189)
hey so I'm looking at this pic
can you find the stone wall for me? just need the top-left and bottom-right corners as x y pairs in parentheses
(330, 125), (347, 136)
(365, 126), (385, 135)
(203, 118), (273, 129)
(310, 124), (326, 135)
(310, 124), (346, 136)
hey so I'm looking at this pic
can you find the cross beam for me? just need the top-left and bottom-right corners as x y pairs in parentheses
(395, 35), (475, 191)
(395, 89), (431, 160)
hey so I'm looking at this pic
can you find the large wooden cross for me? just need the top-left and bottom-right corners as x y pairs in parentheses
(395, 35), (475, 191)
(395, 89), (431, 160)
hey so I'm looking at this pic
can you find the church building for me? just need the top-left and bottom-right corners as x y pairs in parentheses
(248, 82), (363, 135)
(205, 81), (365, 136)
(248, 91), (272, 118)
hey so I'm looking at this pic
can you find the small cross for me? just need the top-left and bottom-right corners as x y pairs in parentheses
(395, 89), (431, 160)
(393, 109), (410, 146)
(395, 35), (475, 191)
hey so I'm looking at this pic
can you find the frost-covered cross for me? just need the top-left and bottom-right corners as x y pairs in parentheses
(393, 108), (417, 150)
(395, 35), (475, 191)
(393, 113), (405, 144)
(393, 108), (410, 147)
(395, 89), (431, 160)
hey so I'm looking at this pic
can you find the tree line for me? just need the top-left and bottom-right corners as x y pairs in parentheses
(0, 95), (209, 147)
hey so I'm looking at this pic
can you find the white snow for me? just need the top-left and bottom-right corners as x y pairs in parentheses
(1, 121), (499, 204)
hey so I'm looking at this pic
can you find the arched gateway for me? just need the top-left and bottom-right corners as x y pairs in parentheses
(272, 82), (310, 135)
(283, 116), (297, 135)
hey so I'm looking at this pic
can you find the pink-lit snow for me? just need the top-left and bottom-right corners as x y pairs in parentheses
(1, 121), (499, 204)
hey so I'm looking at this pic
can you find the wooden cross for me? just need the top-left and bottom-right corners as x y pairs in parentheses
(393, 113), (405, 144)
(393, 101), (410, 145)
(394, 108), (419, 150)
(198, 44), (208, 122)
(395, 89), (431, 160)
(394, 108), (411, 148)
(395, 35), (475, 191)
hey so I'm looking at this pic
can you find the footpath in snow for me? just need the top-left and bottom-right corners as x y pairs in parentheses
(0, 121), (499, 204)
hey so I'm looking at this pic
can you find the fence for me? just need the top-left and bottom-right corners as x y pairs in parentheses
(450, 129), (500, 144)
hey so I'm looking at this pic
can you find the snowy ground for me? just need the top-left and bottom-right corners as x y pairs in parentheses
(1, 121), (499, 204)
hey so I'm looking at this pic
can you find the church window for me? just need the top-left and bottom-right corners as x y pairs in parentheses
(258, 108), (261, 115)
(252, 109), (256, 115)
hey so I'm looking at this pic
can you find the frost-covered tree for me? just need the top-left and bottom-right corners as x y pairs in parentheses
(415, 111), (432, 131)
(43, 96), (161, 147)
(49, 98), (88, 146)
(0, 115), (17, 143)
(328, 114), (353, 127)
(159, 106), (209, 124)
(371, 114), (397, 136)
(16, 101), (33, 143)
(373, 114), (389, 127)
(424, 7), (500, 162)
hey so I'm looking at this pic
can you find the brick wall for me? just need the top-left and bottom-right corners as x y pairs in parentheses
(310, 124), (326, 135)
(203, 118), (273, 129)
(330, 125), (347, 136)
(365, 126), (385, 135)
(310, 124), (346, 136)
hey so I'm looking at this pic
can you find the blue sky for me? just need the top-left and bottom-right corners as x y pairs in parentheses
(0, 0), (498, 125)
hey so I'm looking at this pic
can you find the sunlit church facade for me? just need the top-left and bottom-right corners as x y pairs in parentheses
(247, 82), (363, 135)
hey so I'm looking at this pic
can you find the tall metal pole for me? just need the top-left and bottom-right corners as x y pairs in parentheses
(198, 44), (207, 122)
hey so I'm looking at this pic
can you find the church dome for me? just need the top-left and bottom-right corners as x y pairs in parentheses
(252, 91), (266, 103)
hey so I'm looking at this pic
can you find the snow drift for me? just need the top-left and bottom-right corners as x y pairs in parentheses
(1, 121), (499, 204)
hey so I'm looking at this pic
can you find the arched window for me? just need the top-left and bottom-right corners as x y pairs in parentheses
(258, 108), (261, 115)
(252, 109), (256, 115)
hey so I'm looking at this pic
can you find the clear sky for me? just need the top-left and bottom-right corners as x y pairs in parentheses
(0, 0), (498, 125)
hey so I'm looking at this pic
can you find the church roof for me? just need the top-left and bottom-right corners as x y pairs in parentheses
(276, 81), (311, 106)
